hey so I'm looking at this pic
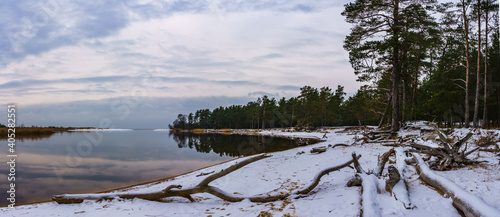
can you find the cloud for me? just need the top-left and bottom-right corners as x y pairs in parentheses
(0, 0), (363, 127)
(0, 95), (255, 128)
(247, 91), (279, 98)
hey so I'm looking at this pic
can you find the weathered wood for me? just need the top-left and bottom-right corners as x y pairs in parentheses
(331, 143), (350, 149)
(296, 155), (360, 195)
(374, 148), (395, 176)
(413, 154), (500, 217)
(196, 171), (214, 177)
(348, 152), (382, 217)
(54, 154), (272, 204)
(310, 146), (327, 154)
(385, 165), (400, 193)
(54, 152), (359, 205)
(360, 174), (382, 217)
(352, 152), (366, 174)
(389, 148), (414, 209)
(408, 129), (477, 170)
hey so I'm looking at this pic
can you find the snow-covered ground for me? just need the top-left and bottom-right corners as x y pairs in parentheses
(2, 125), (499, 217)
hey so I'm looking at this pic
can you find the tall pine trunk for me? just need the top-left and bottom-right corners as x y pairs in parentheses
(391, 0), (400, 132)
(473, 0), (481, 128)
(462, 0), (471, 128)
(482, 0), (489, 128)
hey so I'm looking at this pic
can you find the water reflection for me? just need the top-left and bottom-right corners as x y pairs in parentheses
(169, 132), (300, 157)
(0, 130), (306, 207)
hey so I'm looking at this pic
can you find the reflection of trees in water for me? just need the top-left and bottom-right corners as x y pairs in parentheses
(169, 132), (300, 157)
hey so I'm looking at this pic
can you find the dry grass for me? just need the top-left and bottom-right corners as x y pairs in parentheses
(192, 129), (206, 134)
(0, 127), (93, 140)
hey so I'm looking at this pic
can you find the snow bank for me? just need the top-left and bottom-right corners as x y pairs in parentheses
(1, 127), (499, 217)
(414, 154), (500, 217)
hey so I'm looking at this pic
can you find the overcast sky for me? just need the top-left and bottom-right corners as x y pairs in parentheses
(0, 0), (361, 128)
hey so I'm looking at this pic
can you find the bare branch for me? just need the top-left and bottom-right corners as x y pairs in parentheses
(296, 155), (360, 195)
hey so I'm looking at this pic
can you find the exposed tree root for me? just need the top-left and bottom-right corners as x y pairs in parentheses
(295, 154), (360, 195)
(409, 129), (479, 170)
(412, 154), (500, 217)
(347, 151), (394, 217)
(310, 146), (327, 154)
(388, 148), (414, 209)
(54, 153), (359, 204)
(54, 154), (273, 204)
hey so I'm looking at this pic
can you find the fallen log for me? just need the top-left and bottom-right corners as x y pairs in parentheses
(310, 146), (327, 154)
(388, 148), (414, 209)
(330, 143), (350, 149)
(348, 152), (382, 217)
(408, 129), (478, 170)
(196, 171), (215, 177)
(54, 154), (273, 204)
(296, 155), (360, 195)
(54, 153), (359, 205)
(373, 148), (395, 176)
(360, 173), (382, 217)
(413, 154), (500, 217)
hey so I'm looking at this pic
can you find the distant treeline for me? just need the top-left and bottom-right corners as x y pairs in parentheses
(173, 0), (500, 130)
(170, 85), (378, 130)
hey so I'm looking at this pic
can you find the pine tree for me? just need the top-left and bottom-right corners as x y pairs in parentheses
(342, 0), (437, 131)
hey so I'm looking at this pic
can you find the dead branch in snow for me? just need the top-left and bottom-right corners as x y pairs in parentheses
(387, 148), (414, 209)
(296, 154), (360, 195)
(310, 146), (327, 154)
(374, 148), (395, 176)
(412, 154), (500, 217)
(54, 153), (359, 204)
(54, 154), (276, 204)
(408, 128), (480, 170)
(357, 130), (399, 144)
(330, 143), (350, 149)
(347, 150), (395, 217)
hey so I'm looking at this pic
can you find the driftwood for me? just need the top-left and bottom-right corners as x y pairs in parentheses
(358, 130), (398, 144)
(330, 143), (350, 149)
(196, 171), (215, 177)
(347, 152), (383, 217)
(54, 153), (359, 204)
(54, 154), (280, 204)
(387, 148), (414, 209)
(385, 165), (400, 193)
(348, 150), (395, 217)
(409, 129), (478, 170)
(412, 154), (500, 217)
(310, 146), (327, 154)
(374, 148), (394, 176)
(296, 154), (360, 195)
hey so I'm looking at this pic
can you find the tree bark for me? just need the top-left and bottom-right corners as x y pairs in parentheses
(388, 148), (414, 209)
(462, 0), (471, 128)
(482, 0), (489, 128)
(378, 94), (392, 129)
(391, 0), (401, 132)
(473, 0), (481, 128)
(412, 154), (500, 217)
(348, 152), (383, 217)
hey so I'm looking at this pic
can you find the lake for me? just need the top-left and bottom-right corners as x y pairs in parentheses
(0, 130), (305, 207)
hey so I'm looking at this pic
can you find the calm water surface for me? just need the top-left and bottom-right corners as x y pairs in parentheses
(0, 130), (301, 206)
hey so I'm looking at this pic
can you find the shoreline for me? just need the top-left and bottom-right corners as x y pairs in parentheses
(6, 128), (323, 208)
(2, 125), (499, 216)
